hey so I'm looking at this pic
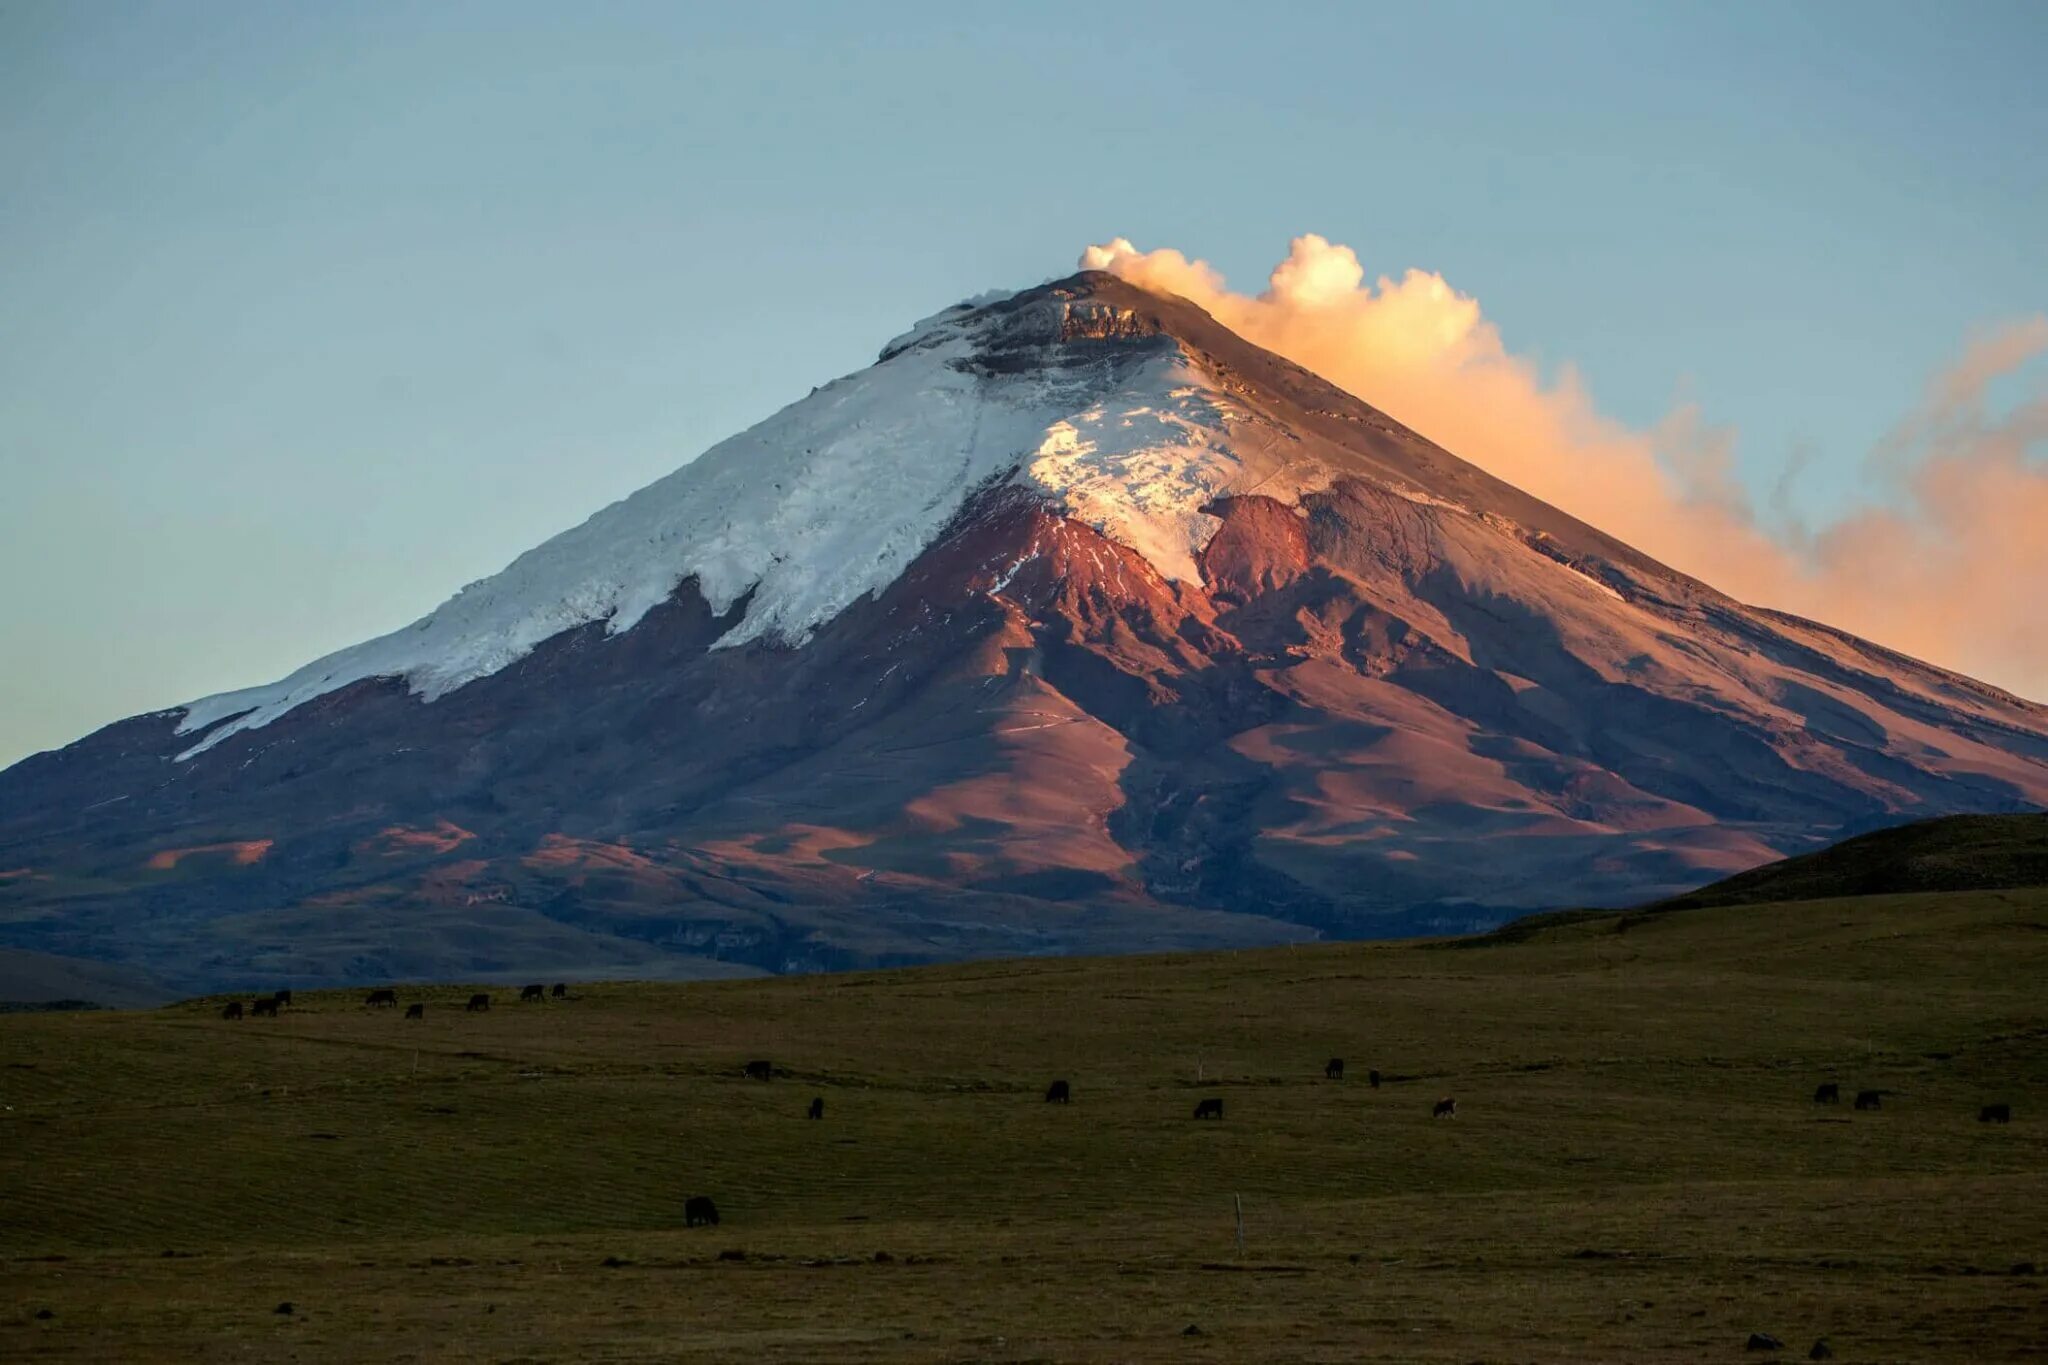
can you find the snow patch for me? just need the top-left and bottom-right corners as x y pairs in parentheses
(1553, 558), (1626, 602)
(876, 288), (1019, 362)
(1024, 357), (1328, 583)
(1387, 485), (1469, 515)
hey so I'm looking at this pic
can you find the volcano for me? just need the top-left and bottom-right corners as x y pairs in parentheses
(5, 270), (2046, 992)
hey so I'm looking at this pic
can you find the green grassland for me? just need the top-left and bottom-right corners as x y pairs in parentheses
(3, 888), (2046, 1362)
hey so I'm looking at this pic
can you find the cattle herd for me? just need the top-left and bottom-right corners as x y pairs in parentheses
(217, 983), (572, 1021)
(1811, 1080), (2013, 1123)
(217, 987), (290, 1019)
(209, 998), (2021, 1229)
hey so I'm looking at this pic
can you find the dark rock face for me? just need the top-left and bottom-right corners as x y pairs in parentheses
(4, 273), (2047, 992)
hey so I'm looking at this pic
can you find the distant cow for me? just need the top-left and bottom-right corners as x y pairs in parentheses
(1193, 1097), (1223, 1120)
(1045, 1079), (1071, 1104)
(1369, 1069), (1381, 1090)
(551, 982), (567, 998)
(404, 1003), (424, 1020)
(1325, 1058), (1344, 1081)
(466, 993), (491, 1013)
(808, 1096), (824, 1120)
(251, 996), (279, 1018)
(1813, 1082), (1840, 1105)
(520, 983), (545, 1002)
(365, 989), (397, 1008)
(1980, 1103), (2012, 1124)
(684, 1195), (720, 1227)
(272, 989), (292, 1008)
(744, 1060), (773, 1082)
(220, 1001), (244, 1020)
(1854, 1090), (1882, 1111)
(1432, 1097), (1457, 1119)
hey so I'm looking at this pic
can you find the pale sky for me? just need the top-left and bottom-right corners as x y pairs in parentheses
(3, 0), (2044, 765)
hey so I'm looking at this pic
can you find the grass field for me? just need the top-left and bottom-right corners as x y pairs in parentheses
(3, 889), (2046, 1362)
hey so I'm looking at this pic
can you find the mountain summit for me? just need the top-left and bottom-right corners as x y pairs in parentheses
(6, 270), (2046, 990)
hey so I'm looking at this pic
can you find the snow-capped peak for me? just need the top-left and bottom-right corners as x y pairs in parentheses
(173, 276), (1330, 757)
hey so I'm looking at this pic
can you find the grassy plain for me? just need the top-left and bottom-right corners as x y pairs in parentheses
(3, 889), (2045, 1361)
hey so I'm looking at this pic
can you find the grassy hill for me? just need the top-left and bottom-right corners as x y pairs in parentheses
(1656, 811), (2048, 910)
(0, 949), (173, 1012)
(4, 886), (2046, 1361)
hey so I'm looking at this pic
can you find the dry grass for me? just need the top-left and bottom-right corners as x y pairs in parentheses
(3, 889), (2046, 1361)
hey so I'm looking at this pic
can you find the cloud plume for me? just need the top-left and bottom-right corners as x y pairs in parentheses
(1081, 236), (2048, 701)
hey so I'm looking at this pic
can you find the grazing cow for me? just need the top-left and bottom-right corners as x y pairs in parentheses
(744, 1059), (773, 1082)
(1325, 1058), (1344, 1081)
(466, 993), (491, 1013)
(1193, 1097), (1224, 1120)
(1980, 1103), (2012, 1124)
(251, 997), (280, 1018)
(404, 1003), (425, 1020)
(520, 983), (545, 1002)
(1432, 1097), (1457, 1118)
(1813, 1082), (1840, 1104)
(272, 989), (292, 1008)
(1045, 1079), (1071, 1104)
(1369, 1069), (1381, 1090)
(684, 1195), (720, 1227)
(551, 982), (567, 998)
(220, 1001), (244, 1021)
(1854, 1090), (1882, 1111)
(808, 1097), (824, 1120)
(365, 989), (397, 1008)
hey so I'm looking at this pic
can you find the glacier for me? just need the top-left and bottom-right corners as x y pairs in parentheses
(174, 283), (1331, 756)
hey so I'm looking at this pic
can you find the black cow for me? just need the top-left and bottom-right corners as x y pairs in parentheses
(744, 1059), (773, 1082)
(272, 989), (292, 1008)
(1432, 1097), (1457, 1118)
(1980, 1103), (2012, 1124)
(1045, 1079), (1071, 1104)
(251, 997), (280, 1018)
(1813, 1082), (1840, 1104)
(551, 982), (567, 998)
(1193, 1097), (1223, 1120)
(466, 993), (491, 1013)
(220, 1001), (244, 1020)
(1369, 1069), (1381, 1090)
(807, 1097), (824, 1120)
(684, 1195), (720, 1227)
(1854, 1090), (1882, 1111)
(520, 983), (545, 1002)
(1325, 1058), (1344, 1081)
(405, 1003), (425, 1020)
(365, 989), (397, 1008)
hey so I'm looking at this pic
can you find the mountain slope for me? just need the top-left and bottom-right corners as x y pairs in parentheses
(3, 270), (2045, 990)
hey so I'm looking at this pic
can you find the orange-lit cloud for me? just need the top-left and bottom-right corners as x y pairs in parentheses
(1081, 236), (2048, 701)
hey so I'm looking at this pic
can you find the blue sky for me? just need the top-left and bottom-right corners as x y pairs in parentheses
(3, 0), (2044, 765)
